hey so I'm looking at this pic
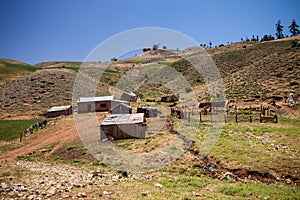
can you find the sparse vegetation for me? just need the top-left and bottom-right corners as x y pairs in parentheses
(0, 36), (300, 199)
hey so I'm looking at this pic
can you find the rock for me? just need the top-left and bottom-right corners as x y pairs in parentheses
(154, 183), (163, 188)
(27, 195), (35, 200)
(192, 192), (203, 197)
(103, 190), (112, 195)
(62, 194), (69, 198)
(77, 192), (87, 198)
(41, 149), (48, 153)
(142, 191), (148, 196)
(46, 186), (56, 196)
(112, 175), (119, 181)
(117, 170), (128, 178)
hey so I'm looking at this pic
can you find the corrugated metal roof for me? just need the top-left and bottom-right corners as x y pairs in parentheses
(101, 113), (144, 125)
(47, 105), (71, 112)
(111, 102), (132, 110)
(122, 91), (136, 96)
(78, 96), (114, 103)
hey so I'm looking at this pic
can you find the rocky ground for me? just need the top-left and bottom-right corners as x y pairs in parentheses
(0, 159), (146, 200)
(0, 69), (76, 119)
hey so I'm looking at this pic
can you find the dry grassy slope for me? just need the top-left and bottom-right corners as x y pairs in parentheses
(0, 69), (76, 118)
(0, 67), (116, 119)
(205, 38), (300, 101)
(34, 61), (83, 68)
(0, 58), (40, 84)
(0, 38), (299, 118)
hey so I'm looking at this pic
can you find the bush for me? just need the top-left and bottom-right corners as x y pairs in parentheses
(185, 87), (192, 93)
(143, 48), (151, 52)
(291, 39), (299, 48)
(290, 81), (299, 86)
(190, 170), (198, 176)
(287, 66), (293, 71)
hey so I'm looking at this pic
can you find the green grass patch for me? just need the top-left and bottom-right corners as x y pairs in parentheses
(218, 182), (300, 199)
(0, 62), (40, 74)
(0, 62), (41, 83)
(0, 119), (40, 141)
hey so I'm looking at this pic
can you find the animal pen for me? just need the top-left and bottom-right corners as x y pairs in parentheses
(198, 102), (279, 124)
(172, 100), (279, 124)
(100, 113), (147, 140)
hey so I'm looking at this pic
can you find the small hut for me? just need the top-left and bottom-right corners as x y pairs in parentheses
(137, 106), (158, 118)
(100, 113), (147, 140)
(77, 96), (114, 113)
(46, 105), (72, 118)
(77, 96), (130, 113)
(120, 91), (137, 102)
(110, 103), (132, 114)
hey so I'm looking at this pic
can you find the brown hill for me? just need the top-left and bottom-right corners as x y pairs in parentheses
(211, 38), (300, 101)
(0, 68), (76, 119)
(0, 37), (299, 118)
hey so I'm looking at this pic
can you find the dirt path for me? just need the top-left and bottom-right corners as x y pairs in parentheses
(0, 116), (79, 160)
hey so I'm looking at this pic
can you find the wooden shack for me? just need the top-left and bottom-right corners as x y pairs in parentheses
(77, 96), (130, 113)
(46, 105), (72, 118)
(110, 103), (132, 114)
(100, 113), (147, 140)
(137, 106), (158, 118)
(120, 91), (137, 102)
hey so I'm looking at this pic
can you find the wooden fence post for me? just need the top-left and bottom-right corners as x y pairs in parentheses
(199, 112), (202, 123)
(250, 105), (252, 123)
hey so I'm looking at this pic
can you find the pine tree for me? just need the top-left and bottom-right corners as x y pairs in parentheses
(289, 19), (300, 36)
(275, 20), (284, 39)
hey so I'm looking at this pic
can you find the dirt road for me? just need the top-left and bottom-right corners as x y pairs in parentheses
(0, 116), (79, 160)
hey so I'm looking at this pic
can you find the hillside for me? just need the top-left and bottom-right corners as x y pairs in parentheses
(0, 38), (299, 118)
(0, 58), (41, 85)
(35, 61), (83, 68)
(0, 38), (300, 199)
(210, 37), (300, 100)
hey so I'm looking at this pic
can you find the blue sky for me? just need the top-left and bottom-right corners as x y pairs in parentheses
(0, 0), (299, 64)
